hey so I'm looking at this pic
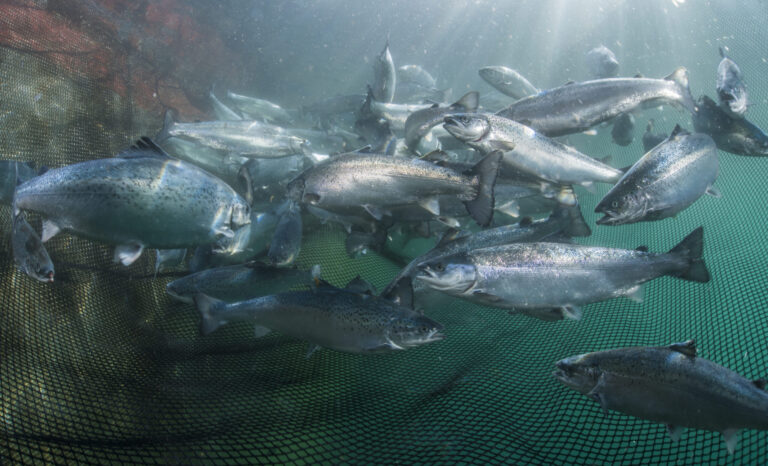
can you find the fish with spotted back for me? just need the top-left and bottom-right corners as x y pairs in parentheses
(12, 137), (250, 267)
(555, 340), (768, 454)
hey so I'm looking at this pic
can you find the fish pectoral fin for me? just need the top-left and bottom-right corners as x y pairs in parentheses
(253, 325), (271, 338)
(722, 428), (741, 455)
(114, 243), (144, 266)
(623, 285), (644, 303)
(362, 204), (387, 221)
(587, 373), (610, 416)
(666, 424), (685, 442)
(705, 186), (722, 198)
(418, 196), (441, 216)
(488, 140), (516, 152)
(305, 343), (320, 359)
(41, 220), (61, 243)
(496, 200), (520, 218)
(559, 305), (582, 321)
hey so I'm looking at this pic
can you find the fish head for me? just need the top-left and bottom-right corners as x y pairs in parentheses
(553, 353), (602, 395)
(231, 199), (252, 230)
(26, 260), (54, 283)
(443, 113), (490, 142)
(595, 189), (647, 226)
(389, 313), (445, 349)
(478, 67), (505, 86)
(415, 257), (477, 294)
(286, 177), (307, 203)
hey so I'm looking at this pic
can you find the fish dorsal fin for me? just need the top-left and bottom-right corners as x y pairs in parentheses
(430, 103), (440, 109)
(452, 91), (480, 112)
(719, 46), (728, 58)
(436, 228), (462, 247)
(635, 246), (649, 252)
(669, 124), (689, 139)
(131, 137), (171, 157)
(350, 144), (374, 154)
(669, 340), (697, 358)
(634, 73), (644, 78)
(753, 379), (767, 390)
(419, 149), (451, 163)
(563, 80), (575, 86)
(519, 217), (534, 228)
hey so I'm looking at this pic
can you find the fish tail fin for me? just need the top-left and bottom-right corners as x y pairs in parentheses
(194, 293), (227, 336)
(665, 67), (696, 114)
(464, 150), (502, 227)
(156, 109), (176, 142)
(669, 227), (710, 283)
(553, 203), (591, 237)
(719, 46), (727, 58)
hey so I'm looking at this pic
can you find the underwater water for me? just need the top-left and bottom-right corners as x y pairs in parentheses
(1, 0), (768, 464)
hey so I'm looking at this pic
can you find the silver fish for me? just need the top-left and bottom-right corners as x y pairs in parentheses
(193, 281), (444, 355)
(209, 86), (242, 121)
(13, 138), (250, 266)
(287, 151), (502, 227)
(226, 90), (293, 123)
(416, 227), (709, 320)
(382, 204), (591, 303)
(478, 66), (539, 99)
(158, 112), (308, 158)
(167, 262), (320, 304)
(554, 340), (768, 454)
(12, 214), (54, 283)
(365, 87), (433, 132)
(496, 68), (695, 137)
(372, 39), (396, 103)
(404, 92), (479, 152)
(717, 47), (748, 118)
(586, 45), (619, 79)
(159, 137), (243, 186)
(596, 126), (719, 225)
(693, 95), (768, 157)
(268, 200), (302, 266)
(443, 113), (623, 187)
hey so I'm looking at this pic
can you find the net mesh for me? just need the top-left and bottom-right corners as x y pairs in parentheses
(2, 1), (768, 464)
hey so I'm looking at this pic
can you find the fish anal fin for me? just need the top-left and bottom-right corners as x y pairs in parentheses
(518, 216), (534, 227)
(635, 245), (649, 252)
(362, 204), (387, 221)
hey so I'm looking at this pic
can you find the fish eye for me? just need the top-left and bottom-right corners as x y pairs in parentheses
(611, 201), (619, 208)
(434, 262), (445, 272)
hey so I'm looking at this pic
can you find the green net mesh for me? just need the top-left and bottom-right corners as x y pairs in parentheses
(2, 1), (768, 464)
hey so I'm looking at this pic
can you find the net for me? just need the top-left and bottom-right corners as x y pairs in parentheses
(1, 1), (768, 464)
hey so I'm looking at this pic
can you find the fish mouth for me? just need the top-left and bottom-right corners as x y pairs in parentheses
(595, 213), (619, 225)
